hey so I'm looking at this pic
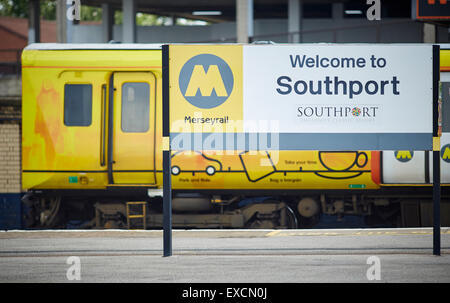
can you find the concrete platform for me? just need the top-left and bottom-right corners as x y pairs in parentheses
(0, 228), (449, 282)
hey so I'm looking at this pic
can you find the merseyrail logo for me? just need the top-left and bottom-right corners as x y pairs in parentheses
(179, 54), (234, 109)
(395, 151), (414, 162)
(442, 144), (450, 163)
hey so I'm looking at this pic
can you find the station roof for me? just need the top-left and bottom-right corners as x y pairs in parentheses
(80, 0), (448, 26)
(81, 0), (332, 23)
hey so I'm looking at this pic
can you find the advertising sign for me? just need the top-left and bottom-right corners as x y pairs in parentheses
(168, 44), (434, 151)
(415, 0), (450, 20)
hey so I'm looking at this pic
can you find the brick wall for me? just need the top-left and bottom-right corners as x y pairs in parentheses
(0, 77), (21, 97)
(0, 75), (21, 193)
(0, 123), (21, 193)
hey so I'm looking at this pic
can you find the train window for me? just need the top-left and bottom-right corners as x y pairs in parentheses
(64, 84), (92, 126)
(121, 82), (150, 133)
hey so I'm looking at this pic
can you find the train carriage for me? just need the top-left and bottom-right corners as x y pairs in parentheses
(20, 43), (450, 229)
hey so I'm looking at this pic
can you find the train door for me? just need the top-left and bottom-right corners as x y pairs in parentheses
(108, 72), (156, 185)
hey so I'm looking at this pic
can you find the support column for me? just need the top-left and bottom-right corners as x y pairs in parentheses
(171, 16), (178, 26)
(332, 3), (343, 42)
(102, 3), (114, 42)
(66, 9), (74, 43)
(236, 0), (253, 43)
(28, 0), (40, 44)
(288, 0), (302, 43)
(423, 23), (436, 43)
(63, 0), (81, 43)
(332, 2), (343, 20)
(122, 0), (136, 43)
(56, 0), (67, 43)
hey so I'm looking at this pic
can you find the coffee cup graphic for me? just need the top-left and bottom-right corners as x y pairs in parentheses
(318, 151), (368, 171)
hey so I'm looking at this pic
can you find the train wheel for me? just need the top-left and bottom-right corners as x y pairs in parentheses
(242, 201), (298, 229)
(39, 196), (62, 228)
(284, 205), (298, 229)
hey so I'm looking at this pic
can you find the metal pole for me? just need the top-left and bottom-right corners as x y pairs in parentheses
(163, 150), (172, 257)
(162, 44), (172, 257)
(433, 150), (440, 256)
(28, 0), (40, 44)
(432, 44), (440, 256)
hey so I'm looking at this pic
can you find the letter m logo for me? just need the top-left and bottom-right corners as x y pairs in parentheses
(179, 53), (234, 109)
(397, 151), (412, 159)
(394, 151), (414, 163)
(442, 145), (450, 163)
(443, 147), (450, 159)
(185, 65), (228, 97)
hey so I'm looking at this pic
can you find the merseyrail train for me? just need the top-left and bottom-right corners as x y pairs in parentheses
(20, 43), (450, 229)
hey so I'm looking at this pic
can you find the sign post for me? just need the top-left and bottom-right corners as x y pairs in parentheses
(432, 45), (440, 256)
(162, 43), (440, 256)
(162, 45), (172, 257)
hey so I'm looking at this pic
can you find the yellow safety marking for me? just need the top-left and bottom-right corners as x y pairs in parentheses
(162, 136), (170, 151)
(128, 215), (145, 219)
(266, 229), (450, 237)
(433, 137), (441, 151)
(265, 230), (282, 237)
(126, 202), (148, 205)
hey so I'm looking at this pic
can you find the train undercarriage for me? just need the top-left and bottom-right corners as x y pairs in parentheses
(21, 188), (450, 230)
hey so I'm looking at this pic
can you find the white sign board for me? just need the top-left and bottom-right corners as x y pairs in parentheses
(168, 44), (435, 150)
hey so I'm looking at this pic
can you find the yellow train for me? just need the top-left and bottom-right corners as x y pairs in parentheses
(21, 43), (450, 229)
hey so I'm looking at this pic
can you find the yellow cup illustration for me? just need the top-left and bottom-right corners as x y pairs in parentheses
(318, 151), (368, 171)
